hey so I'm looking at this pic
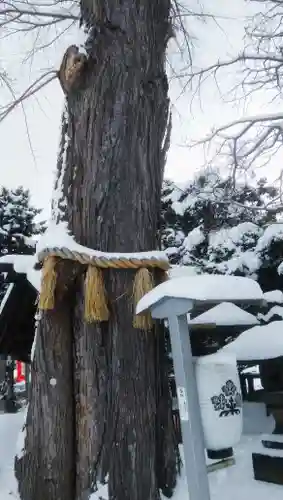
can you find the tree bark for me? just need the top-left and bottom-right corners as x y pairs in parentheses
(17, 1), (179, 499)
(73, 279), (109, 499)
(15, 269), (76, 500)
(66, 1), (178, 498)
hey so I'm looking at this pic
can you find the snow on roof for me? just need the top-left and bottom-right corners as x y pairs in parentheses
(221, 321), (283, 360)
(258, 305), (283, 323)
(189, 302), (259, 326)
(37, 221), (168, 262)
(0, 255), (40, 292)
(241, 365), (259, 374)
(168, 265), (199, 279)
(263, 290), (283, 304)
(196, 352), (237, 366)
(136, 275), (264, 315)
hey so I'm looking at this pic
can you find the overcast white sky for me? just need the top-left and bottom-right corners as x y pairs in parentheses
(0, 0), (273, 219)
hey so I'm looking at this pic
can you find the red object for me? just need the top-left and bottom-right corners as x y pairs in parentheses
(16, 361), (25, 382)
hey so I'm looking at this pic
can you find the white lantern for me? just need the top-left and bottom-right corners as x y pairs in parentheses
(195, 352), (243, 459)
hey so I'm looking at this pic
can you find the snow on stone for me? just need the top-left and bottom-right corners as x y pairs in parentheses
(36, 221), (168, 263)
(136, 275), (264, 315)
(221, 321), (283, 360)
(0, 254), (40, 291)
(189, 302), (259, 326)
(263, 290), (283, 304)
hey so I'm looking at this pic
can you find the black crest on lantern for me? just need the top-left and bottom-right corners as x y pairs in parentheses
(211, 379), (242, 417)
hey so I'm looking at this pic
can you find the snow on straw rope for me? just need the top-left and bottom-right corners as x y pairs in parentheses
(37, 246), (169, 330)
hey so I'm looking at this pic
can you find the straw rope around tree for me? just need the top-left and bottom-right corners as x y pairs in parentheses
(37, 246), (170, 330)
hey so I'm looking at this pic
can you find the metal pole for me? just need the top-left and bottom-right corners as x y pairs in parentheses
(168, 313), (211, 500)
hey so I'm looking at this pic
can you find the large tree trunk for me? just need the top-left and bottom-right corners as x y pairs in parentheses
(15, 304), (75, 500)
(65, 1), (176, 498)
(16, 1), (178, 499)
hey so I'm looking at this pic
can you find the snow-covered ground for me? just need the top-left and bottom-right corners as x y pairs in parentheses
(206, 437), (282, 500)
(2, 411), (283, 500)
(0, 410), (24, 500)
(93, 435), (283, 500)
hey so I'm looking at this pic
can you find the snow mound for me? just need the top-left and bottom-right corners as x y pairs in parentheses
(221, 321), (283, 360)
(263, 290), (283, 304)
(189, 302), (259, 327)
(136, 275), (264, 314)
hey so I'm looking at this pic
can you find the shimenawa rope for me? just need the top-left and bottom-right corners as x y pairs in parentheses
(38, 246), (169, 330)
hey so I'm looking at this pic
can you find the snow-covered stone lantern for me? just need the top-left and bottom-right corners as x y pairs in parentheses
(189, 302), (259, 459)
(188, 301), (259, 356)
(136, 274), (264, 500)
(195, 352), (242, 460)
(220, 321), (283, 486)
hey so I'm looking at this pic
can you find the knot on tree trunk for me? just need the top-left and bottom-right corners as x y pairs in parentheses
(58, 45), (87, 94)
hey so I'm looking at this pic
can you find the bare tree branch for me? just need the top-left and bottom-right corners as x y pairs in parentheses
(184, 0), (283, 205)
(0, 69), (57, 122)
(0, 0), (79, 29)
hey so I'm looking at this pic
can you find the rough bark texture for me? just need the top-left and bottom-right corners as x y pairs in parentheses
(73, 278), (108, 499)
(15, 299), (75, 500)
(65, 1), (176, 498)
(17, 1), (178, 499)
(15, 99), (78, 500)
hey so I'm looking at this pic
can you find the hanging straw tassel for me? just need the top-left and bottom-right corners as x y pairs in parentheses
(133, 267), (154, 330)
(39, 256), (58, 310)
(84, 265), (109, 322)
